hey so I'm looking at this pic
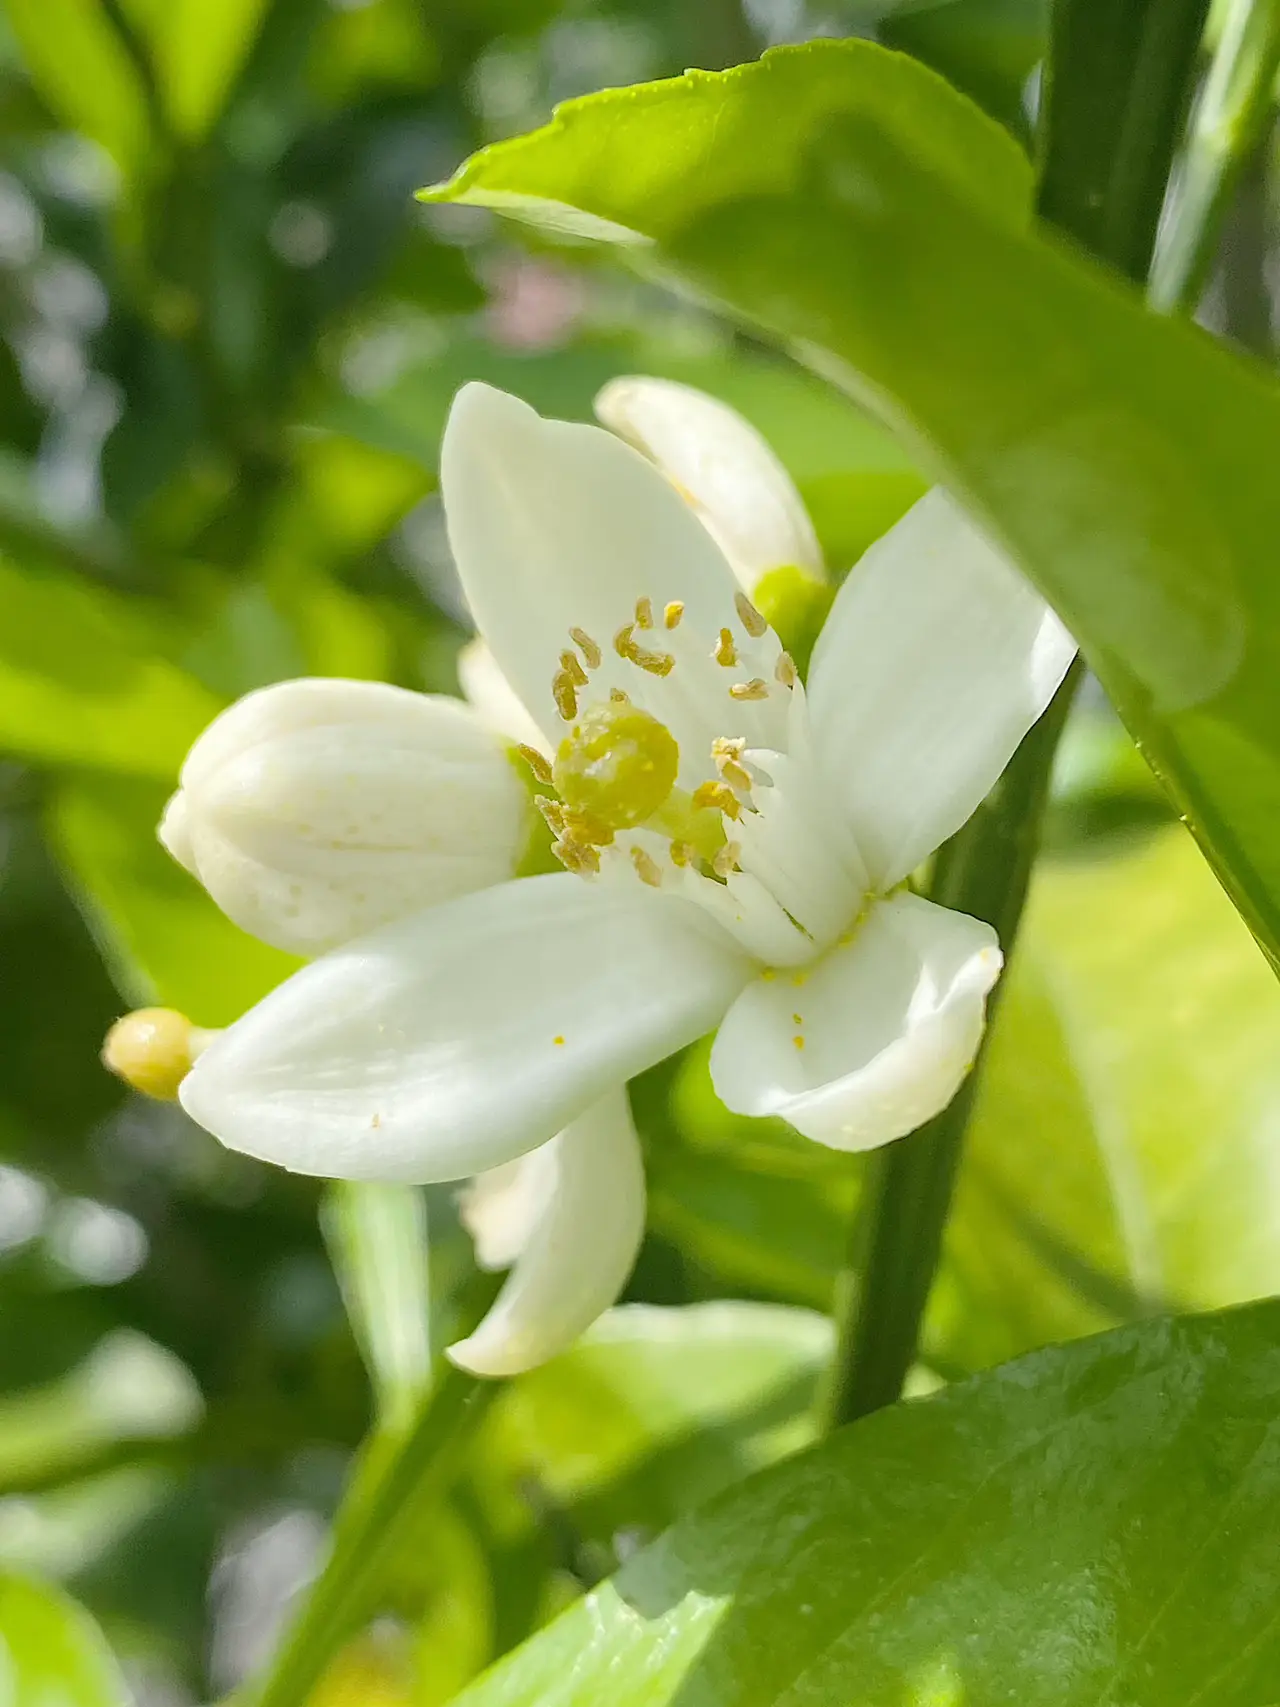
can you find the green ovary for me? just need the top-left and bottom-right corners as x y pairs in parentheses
(552, 703), (680, 830)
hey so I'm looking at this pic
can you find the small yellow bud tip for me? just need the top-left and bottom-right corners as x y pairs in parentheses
(101, 1008), (203, 1102)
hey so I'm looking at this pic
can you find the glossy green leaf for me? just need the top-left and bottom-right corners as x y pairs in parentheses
(0, 560), (221, 780)
(426, 39), (1280, 970)
(4, 0), (149, 174)
(0, 1573), (127, 1707)
(322, 1183), (432, 1428)
(457, 1300), (1280, 1707)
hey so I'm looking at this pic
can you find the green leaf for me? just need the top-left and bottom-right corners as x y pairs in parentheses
(129, 0), (270, 139)
(322, 1183), (433, 1428)
(48, 774), (298, 1026)
(0, 1573), (127, 1707)
(456, 1299), (1280, 1707)
(0, 560), (222, 780)
(4, 0), (150, 174)
(425, 39), (1280, 970)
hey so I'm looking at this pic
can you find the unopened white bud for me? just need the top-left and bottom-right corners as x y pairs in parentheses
(160, 678), (530, 956)
(595, 376), (825, 595)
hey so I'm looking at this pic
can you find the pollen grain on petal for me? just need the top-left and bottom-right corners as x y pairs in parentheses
(553, 1034), (565, 1046)
(735, 591), (768, 638)
(729, 678), (769, 701)
(792, 1034), (805, 1051)
(663, 601), (685, 629)
(569, 626), (602, 668)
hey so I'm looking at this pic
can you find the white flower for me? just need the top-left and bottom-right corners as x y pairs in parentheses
(158, 677), (530, 957)
(171, 382), (1075, 1369)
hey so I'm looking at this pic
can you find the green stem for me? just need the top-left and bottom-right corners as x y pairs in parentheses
(820, 665), (1081, 1429)
(821, 0), (1217, 1433)
(1150, 0), (1280, 314)
(251, 1269), (501, 1707)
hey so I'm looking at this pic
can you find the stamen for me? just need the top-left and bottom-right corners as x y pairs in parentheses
(516, 743), (553, 785)
(735, 591), (768, 637)
(712, 841), (741, 878)
(669, 840), (694, 868)
(729, 678), (769, 701)
(570, 627), (602, 669)
(536, 796), (566, 835)
(663, 601), (684, 629)
(712, 737), (753, 793)
(775, 652), (798, 688)
(635, 596), (654, 630)
(552, 836), (600, 876)
(714, 628), (738, 668)
(559, 649), (589, 688)
(692, 780), (743, 821)
(631, 646), (676, 677)
(563, 809), (614, 847)
(630, 846), (663, 887)
(552, 670), (578, 721)
(613, 622), (636, 658)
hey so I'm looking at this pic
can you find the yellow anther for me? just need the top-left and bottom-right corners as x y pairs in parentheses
(552, 701), (680, 831)
(775, 651), (798, 688)
(630, 846), (663, 887)
(570, 627), (602, 669)
(102, 1008), (211, 1102)
(552, 670), (579, 721)
(613, 622), (636, 658)
(635, 596), (654, 630)
(559, 649), (589, 688)
(729, 678), (770, 701)
(609, 687), (630, 704)
(631, 646), (676, 677)
(692, 780), (742, 820)
(714, 627), (738, 668)
(735, 592), (768, 638)
(552, 836), (600, 876)
(712, 841), (741, 878)
(517, 743), (553, 785)
(712, 738), (753, 793)
(563, 808), (614, 847)
(669, 840), (694, 868)
(536, 795), (566, 835)
(663, 601), (685, 629)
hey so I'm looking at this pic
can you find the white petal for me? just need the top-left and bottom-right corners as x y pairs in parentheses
(456, 637), (549, 755)
(807, 490), (1077, 890)
(710, 891), (1001, 1151)
(441, 383), (789, 771)
(180, 874), (748, 1183)
(594, 376), (823, 591)
(447, 1088), (644, 1377)
(165, 678), (529, 955)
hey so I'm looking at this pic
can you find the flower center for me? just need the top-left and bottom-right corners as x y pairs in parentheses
(552, 703), (679, 830)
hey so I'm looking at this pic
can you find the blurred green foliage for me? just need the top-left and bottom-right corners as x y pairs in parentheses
(1, 0), (1277, 1701)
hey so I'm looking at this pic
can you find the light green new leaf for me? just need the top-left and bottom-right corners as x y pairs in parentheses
(0, 559), (221, 779)
(127, 0), (270, 139)
(4, 0), (150, 174)
(425, 39), (1280, 970)
(0, 1573), (127, 1707)
(457, 1300), (1280, 1707)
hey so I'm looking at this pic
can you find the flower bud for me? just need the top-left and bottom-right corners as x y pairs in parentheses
(595, 376), (826, 596)
(160, 678), (531, 956)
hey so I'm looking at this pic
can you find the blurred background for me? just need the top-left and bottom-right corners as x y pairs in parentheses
(1, 0), (1278, 1700)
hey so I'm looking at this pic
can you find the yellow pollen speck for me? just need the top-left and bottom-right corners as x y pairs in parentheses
(663, 601), (684, 629)
(635, 596), (654, 629)
(553, 1035), (565, 1046)
(517, 743), (553, 785)
(791, 970), (809, 987)
(760, 967), (776, 980)
(793, 1035), (805, 1051)
(692, 780), (742, 820)
(609, 687), (630, 704)
(712, 840), (741, 878)
(631, 846), (663, 887)
(570, 627), (602, 668)
(729, 678), (769, 701)
(792, 1013), (803, 1026)
(102, 1007), (209, 1102)
(775, 652), (798, 688)
(669, 840), (694, 868)
(552, 670), (578, 721)
(560, 649), (589, 688)
(735, 591), (768, 637)
(714, 627), (738, 668)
